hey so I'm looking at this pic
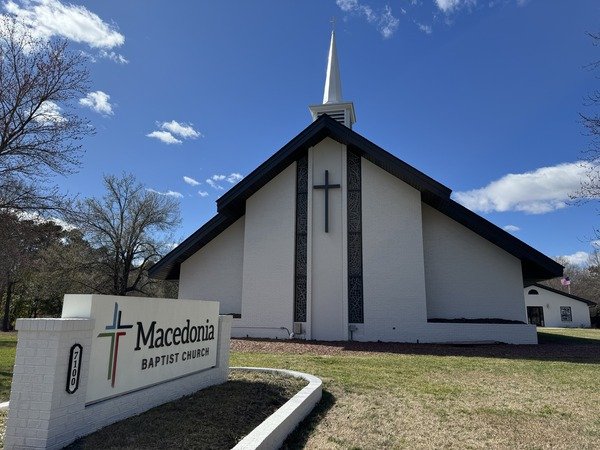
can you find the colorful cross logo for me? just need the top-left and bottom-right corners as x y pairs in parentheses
(97, 302), (133, 387)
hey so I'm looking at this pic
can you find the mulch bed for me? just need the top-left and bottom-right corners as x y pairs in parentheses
(231, 336), (600, 363)
(65, 371), (306, 450)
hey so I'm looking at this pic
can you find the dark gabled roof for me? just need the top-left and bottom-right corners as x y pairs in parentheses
(149, 114), (563, 282)
(216, 114), (451, 217)
(526, 283), (597, 306)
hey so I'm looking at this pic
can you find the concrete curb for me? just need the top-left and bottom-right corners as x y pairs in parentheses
(231, 367), (323, 450)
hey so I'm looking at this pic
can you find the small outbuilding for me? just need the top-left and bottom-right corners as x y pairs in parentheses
(524, 283), (595, 328)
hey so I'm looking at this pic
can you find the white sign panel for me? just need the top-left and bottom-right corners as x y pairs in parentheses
(62, 294), (219, 404)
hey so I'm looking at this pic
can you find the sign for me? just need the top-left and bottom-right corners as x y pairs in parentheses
(66, 344), (82, 394)
(62, 294), (219, 404)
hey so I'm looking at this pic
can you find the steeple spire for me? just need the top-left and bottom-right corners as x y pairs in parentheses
(309, 30), (356, 128)
(323, 31), (342, 104)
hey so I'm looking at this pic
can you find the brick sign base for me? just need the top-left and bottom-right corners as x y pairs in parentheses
(5, 315), (232, 449)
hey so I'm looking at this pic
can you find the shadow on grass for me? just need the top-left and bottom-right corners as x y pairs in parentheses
(66, 376), (303, 450)
(537, 331), (600, 345)
(282, 389), (336, 449)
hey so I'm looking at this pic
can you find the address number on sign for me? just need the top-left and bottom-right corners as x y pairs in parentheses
(66, 344), (83, 394)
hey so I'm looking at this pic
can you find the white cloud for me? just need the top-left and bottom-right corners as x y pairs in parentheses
(435, 0), (476, 13)
(198, 191), (209, 197)
(4, 0), (124, 49)
(435, 0), (462, 13)
(183, 176), (200, 186)
(226, 173), (243, 184)
(146, 131), (182, 145)
(206, 179), (223, 190)
(379, 5), (399, 38)
(453, 161), (591, 215)
(434, 1), (526, 15)
(336, 0), (400, 38)
(147, 120), (202, 145)
(99, 49), (128, 64)
(502, 224), (520, 232)
(206, 173), (244, 190)
(17, 211), (75, 230)
(34, 100), (65, 124)
(79, 90), (113, 115)
(50, 216), (75, 231)
(560, 251), (589, 266)
(160, 120), (202, 139)
(417, 22), (432, 34)
(146, 188), (183, 198)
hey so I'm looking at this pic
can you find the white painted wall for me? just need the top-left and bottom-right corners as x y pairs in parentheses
(422, 204), (526, 322)
(525, 287), (592, 328)
(310, 138), (346, 340)
(179, 217), (245, 315)
(234, 163), (296, 339)
(424, 322), (538, 344)
(358, 158), (428, 342)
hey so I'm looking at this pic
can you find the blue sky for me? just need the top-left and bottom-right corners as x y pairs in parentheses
(3, 0), (600, 268)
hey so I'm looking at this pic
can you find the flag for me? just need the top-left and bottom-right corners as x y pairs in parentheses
(561, 276), (571, 286)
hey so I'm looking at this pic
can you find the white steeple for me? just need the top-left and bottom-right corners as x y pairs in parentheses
(323, 31), (342, 104)
(309, 30), (356, 128)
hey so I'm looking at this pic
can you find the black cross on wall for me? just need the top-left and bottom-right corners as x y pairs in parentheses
(313, 170), (341, 233)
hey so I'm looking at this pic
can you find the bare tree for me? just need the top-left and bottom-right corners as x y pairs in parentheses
(578, 33), (600, 199)
(0, 16), (92, 212)
(68, 173), (180, 296)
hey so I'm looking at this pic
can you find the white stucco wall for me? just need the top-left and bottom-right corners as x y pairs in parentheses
(179, 217), (245, 315)
(234, 163), (296, 339)
(358, 158), (428, 342)
(422, 204), (526, 322)
(310, 138), (347, 341)
(525, 287), (592, 328)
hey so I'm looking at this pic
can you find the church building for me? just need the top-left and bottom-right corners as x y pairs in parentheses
(149, 32), (562, 344)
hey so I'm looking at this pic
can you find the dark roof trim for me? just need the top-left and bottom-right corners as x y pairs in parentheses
(425, 197), (564, 282)
(216, 114), (451, 216)
(525, 283), (597, 306)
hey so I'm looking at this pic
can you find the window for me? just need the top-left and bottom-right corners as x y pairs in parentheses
(560, 306), (572, 322)
(528, 289), (539, 295)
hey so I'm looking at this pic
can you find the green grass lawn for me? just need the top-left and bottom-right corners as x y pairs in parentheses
(0, 333), (17, 401)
